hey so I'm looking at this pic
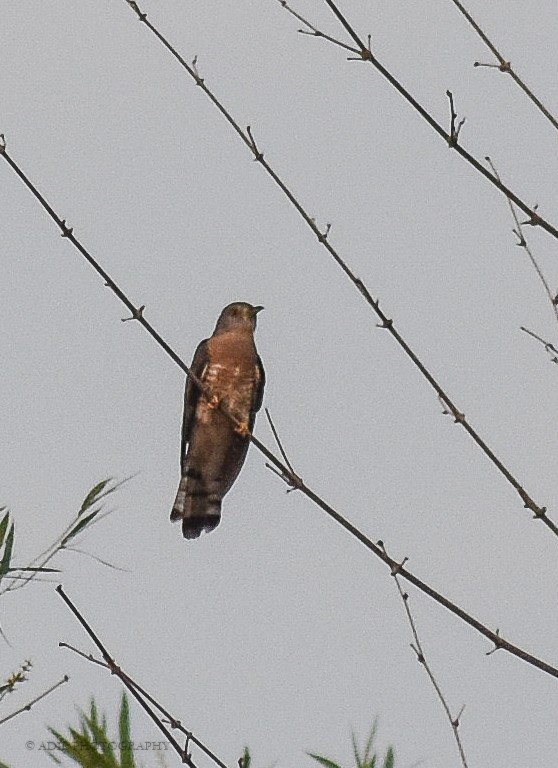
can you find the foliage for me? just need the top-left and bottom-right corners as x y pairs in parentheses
(47, 694), (136, 768)
(0, 661), (32, 706)
(0, 479), (123, 600)
(309, 721), (395, 768)
(239, 746), (251, 768)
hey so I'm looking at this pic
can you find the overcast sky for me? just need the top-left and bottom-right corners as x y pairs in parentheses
(2, 1), (558, 767)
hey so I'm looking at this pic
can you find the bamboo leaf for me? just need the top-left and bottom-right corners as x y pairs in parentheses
(119, 693), (135, 768)
(383, 747), (395, 768)
(0, 511), (9, 549)
(6, 566), (60, 573)
(351, 731), (361, 768)
(79, 481), (110, 515)
(85, 715), (116, 765)
(0, 524), (15, 579)
(363, 721), (378, 766)
(61, 510), (99, 546)
(239, 746), (251, 768)
(308, 754), (342, 768)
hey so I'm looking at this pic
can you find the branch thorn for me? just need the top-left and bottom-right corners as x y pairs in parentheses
(348, 34), (373, 62)
(446, 90), (466, 147)
(486, 628), (503, 655)
(317, 223), (331, 243)
(60, 220), (73, 238)
(191, 56), (204, 86)
(246, 126), (263, 161)
(126, 1), (147, 21)
(121, 305), (145, 322)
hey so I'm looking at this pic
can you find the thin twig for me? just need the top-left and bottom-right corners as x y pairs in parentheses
(0, 675), (69, 727)
(56, 586), (195, 766)
(446, 91), (466, 146)
(277, 0), (355, 53)
(520, 327), (558, 364)
(57, 588), (230, 768)
(381, 544), (469, 768)
(264, 408), (303, 491)
(486, 156), (558, 327)
(445, 0), (558, 132)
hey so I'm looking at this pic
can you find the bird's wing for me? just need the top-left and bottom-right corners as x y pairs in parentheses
(181, 338), (210, 467)
(249, 354), (266, 430)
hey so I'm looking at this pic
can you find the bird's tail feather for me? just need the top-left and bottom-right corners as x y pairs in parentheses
(171, 476), (222, 539)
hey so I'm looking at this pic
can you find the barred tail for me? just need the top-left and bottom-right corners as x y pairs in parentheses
(171, 475), (222, 539)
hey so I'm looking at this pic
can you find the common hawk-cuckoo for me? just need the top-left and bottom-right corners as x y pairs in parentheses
(171, 302), (265, 538)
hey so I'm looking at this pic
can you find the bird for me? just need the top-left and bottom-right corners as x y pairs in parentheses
(171, 302), (265, 538)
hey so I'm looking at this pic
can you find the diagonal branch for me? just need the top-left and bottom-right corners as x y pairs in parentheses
(520, 327), (558, 364)
(56, 586), (197, 766)
(381, 543), (468, 768)
(277, 0), (558, 241)
(446, 0), (558, 133)
(0, 675), (69, 727)
(57, 588), (230, 768)
(485, 156), (558, 329)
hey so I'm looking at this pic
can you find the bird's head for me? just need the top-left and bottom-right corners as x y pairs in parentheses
(214, 302), (264, 334)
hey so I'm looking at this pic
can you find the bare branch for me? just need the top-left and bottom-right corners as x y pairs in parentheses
(275, 0), (558, 241)
(381, 543), (469, 768)
(446, 91), (466, 147)
(486, 156), (558, 330)
(445, 0), (558, 132)
(275, 0), (355, 53)
(57, 587), (230, 768)
(0, 675), (69, 728)
(264, 409), (303, 492)
(520, 327), (558, 365)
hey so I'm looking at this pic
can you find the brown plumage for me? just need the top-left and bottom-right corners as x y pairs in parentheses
(170, 302), (265, 538)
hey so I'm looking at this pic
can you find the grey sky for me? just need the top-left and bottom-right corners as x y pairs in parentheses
(2, 1), (558, 766)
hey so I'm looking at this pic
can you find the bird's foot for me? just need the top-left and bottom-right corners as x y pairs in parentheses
(207, 394), (220, 409)
(234, 421), (250, 437)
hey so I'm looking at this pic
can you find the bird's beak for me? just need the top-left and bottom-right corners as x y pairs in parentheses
(253, 305), (264, 315)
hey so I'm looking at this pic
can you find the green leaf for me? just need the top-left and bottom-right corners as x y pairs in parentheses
(308, 754), (342, 768)
(239, 747), (251, 768)
(0, 523), (15, 579)
(7, 566), (60, 573)
(79, 481), (110, 515)
(119, 693), (135, 768)
(351, 731), (361, 768)
(362, 721), (379, 767)
(383, 747), (395, 768)
(61, 510), (99, 546)
(84, 710), (116, 765)
(0, 511), (9, 549)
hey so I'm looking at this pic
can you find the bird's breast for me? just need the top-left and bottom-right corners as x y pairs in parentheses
(201, 331), (259, 416)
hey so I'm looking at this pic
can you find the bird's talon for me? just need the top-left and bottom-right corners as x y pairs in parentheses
(235, 421), (250, 437)
(207, 394), (220, 409)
